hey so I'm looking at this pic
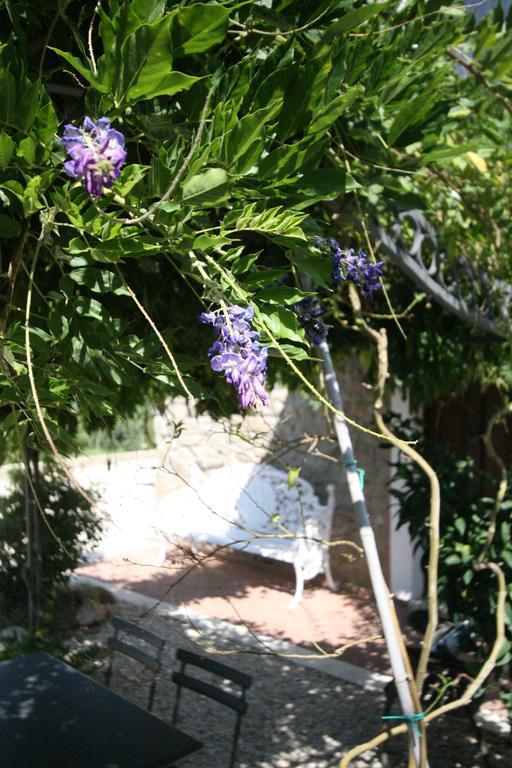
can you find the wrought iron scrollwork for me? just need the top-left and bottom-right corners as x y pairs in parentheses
(372, 210), (510, 337)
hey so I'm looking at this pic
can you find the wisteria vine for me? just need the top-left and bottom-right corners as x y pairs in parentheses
(325, 238), (384, 300)
(60, 116), (127, 197)
(199, 305), (269, 409)
(56, 117), (384, 408)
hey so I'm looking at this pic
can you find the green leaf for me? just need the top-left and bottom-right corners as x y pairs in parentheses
(288, 467), (300, 488)
(67, 234), (161, 263)
(128, 0), (166, 25)
(76, 297), (112, 322)
(257, 286), (311, 305)
(115, 14), (200, 104)
(462, 569), (473, 585)
(171, 4), (229, 56)
(307, 87), (362, 135)
(69, 268), (129, 295)
(182, 167), (230, 204)
(231, 252), (260, 274)
(16, 80), (40, 133)
(22, 175), (43, 215)
(261, 307), (304, 344)
(17, 136), (37, 164)
(223, 204), (307, 240)
(258, 140), (325, 181)
(321, 3), (388, 43)
(276, 63), (318, 141)
(127, 70), (200, 103)
(115, 164), (149, 196)
(439, 5), (466, 16)
(268, 343), (310, 361)
(34, 99), (59, 146)
(193, 234), (234, 250)
(49, 48), (105, 90)
(0, 214), (19, 237)
(388, 93), (437, 146)
(225, 112), (265, 166)
(454, 517), (466, 536)
(291, 168), (360, 205)
(293, 254), (332, 290)
(0, 180), (24, 201)
(0, 69), (16, 126)
(422, 143), (480, 163)
(48, 311), (70, 341)
(0, 132), (14, 169)
(241, 269), (285, 290)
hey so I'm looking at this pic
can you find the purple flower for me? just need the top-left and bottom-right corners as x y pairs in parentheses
(200, 305), (269, 409)
(323, 238), (384, 299)
(60, 116), (127, 197)
(293, 297), (329, 345)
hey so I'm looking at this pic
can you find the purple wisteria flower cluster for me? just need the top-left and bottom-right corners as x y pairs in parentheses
(325, 238), (384, 299)
(293, 297), (329, 345)
(60, 117), (127, 197)
(199, 305), (269, 409)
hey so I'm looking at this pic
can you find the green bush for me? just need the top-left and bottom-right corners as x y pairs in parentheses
(389, 417), (512, 709)
(0, 465), (103, 616)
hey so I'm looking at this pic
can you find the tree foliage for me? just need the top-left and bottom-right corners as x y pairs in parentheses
(0, 0), (511, 450)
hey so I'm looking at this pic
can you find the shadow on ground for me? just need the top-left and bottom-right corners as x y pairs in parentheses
(84, 601), (511, 768)
(78, 544), (398, 673)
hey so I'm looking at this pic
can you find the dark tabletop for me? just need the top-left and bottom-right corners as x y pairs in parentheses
(0, 651), (202, 768)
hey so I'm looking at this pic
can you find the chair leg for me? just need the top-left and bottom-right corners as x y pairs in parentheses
(383, 680), (397, 717)
(323, 548), (337, 592)
(289, 558), (304, 609)
(148, 679), (157, 712)
(171, 684), (182, 725)
(229, 713), (243, 768)
(104, 652), (114, 688)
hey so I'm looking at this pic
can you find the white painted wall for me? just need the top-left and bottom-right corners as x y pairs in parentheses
(389, 389), (424, 601)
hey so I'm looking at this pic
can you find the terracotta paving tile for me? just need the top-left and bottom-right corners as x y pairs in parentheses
(78, 545), (410, 674)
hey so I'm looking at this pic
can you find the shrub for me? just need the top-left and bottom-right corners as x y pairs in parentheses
(389, 418), (512, 710)
(0, 465), (103, 616)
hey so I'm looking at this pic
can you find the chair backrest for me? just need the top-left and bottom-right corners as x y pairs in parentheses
(172, 647), (252, 768)
(105, 615), (166, 711)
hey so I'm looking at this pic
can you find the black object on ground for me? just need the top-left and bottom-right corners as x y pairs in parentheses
(0, 651), (202, 768)
(172, 647), (252, 768)
(105, 613), (166, 711)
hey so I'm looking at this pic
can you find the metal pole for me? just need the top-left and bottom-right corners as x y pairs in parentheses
(318, 339), (424, 768)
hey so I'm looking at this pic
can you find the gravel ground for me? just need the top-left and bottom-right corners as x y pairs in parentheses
(81, 601), (511, 768)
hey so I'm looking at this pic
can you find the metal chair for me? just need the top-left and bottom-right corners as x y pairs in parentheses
(171, 648), (252, 768)
(104, 614), (166, 712)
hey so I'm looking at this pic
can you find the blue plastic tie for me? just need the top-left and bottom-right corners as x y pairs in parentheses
(382, 712), (425, 737)
(344, 459), (365, 491)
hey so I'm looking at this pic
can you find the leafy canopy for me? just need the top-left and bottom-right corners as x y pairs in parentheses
(0, 0), (511, 453)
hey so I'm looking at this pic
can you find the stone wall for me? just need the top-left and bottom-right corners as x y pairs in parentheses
(153, 359), (391, 589)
